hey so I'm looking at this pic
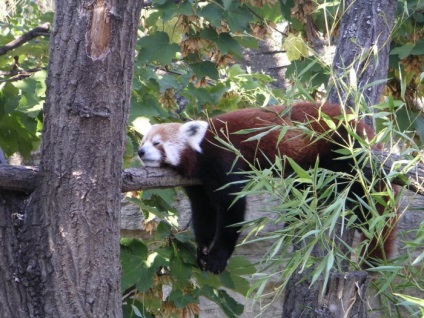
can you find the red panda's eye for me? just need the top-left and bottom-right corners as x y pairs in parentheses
(153, 141), (160, 146)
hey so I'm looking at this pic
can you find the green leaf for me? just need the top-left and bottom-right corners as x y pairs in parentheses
(189, 61), (219, 80)
(201, 286), (244, 317)
(282, 33), (309, 61)
(0, 112), (38, 158)
(261, 2), (285, 22)
(169, 255), (192, 284)
(390, 43), (414, 59)
(200, 27), (242, 57)
(172, 241), (197, 265)
(120, 239), (152, 292)
(155, 246), (173, 261)
(286, 157), (310, 179)
(155, 0), (193, 20)
(184, 84), (216, 107)
(14, 79), (43, 117)
(1, 82), (20, 113)
(226, 256), (256, 275)
(198, 3), (225, 28)
(320, 112), (337, 130)
(174, 231), (192, 243)
(285, 58), (328, 89)
(413, 115), (424, 144)
(218, 271), (251, 295)
(222, 0), (234, 10)
(168, 289), (198, 308)
(138, 32), (180, 65)
(156, 221), (172, 241)
(411, 38), (424, 55)
(394, 293), (424, 308)
(280, 0), (295, 19)
(224, 4), (253, 32)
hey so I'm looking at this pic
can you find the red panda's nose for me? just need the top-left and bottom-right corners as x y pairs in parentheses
(137, 148), (145, 158)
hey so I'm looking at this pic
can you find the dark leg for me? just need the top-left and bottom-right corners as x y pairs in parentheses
(184, 185), (217, 260)
(201, 192), (246, 274)
(184, 168), (247, 274)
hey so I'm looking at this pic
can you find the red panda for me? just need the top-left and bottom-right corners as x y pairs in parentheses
(138, 102), (397, 274)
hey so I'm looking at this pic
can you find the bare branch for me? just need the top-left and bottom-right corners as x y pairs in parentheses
(0, 67), (44, 82)
(0, 67), (44, 77)
(0, 165), (39, 192)
(0, 164), (201, 193)
(122, 167), (201, 192)
(0, 23), (50, 56)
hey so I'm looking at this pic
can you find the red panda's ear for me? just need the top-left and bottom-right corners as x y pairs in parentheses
(180, 121), (208, 153)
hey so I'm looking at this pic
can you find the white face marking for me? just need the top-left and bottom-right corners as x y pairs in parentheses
(163, 141), (184, 166)
(138, 121), (208, 168)
(139, 137), (162, 166)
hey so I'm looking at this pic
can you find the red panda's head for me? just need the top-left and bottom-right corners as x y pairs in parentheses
(138, 121), (208, 168)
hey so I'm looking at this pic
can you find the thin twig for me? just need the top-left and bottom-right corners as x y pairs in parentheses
(0, 23), (50, 56)
(0, 67), (45, 82)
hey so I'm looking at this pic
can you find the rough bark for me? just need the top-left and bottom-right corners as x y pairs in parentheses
(282, 233), (369, 318)
(283, 269), (369, 318)
(0, 1), (142, 317)
(0, 191), (32, 316)
(327, 0), (397, 126)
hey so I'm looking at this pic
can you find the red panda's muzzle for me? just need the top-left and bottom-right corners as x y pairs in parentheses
(137, 143), (165, 167)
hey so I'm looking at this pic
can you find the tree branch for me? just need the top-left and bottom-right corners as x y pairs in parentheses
(121, 167), (201, 192)
(0, 151), (423, 195)
(0, 67), (45, 82)
(0, 67), (44, 76)
(0, 23), (50, 56)
(0, 164), (201, 193)
(0, 151), (424, 195)
(0, 165), (39, 192)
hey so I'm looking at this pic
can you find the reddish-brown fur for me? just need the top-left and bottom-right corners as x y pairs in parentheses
(140, 102), (397, 272)
(200, 102), (373, 171)
(197, 102), (397, 264)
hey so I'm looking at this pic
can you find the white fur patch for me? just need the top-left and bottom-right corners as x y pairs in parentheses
(180, 121), (208, 153)
(163, 141), (184, 166)
(139, 139), (162, 165)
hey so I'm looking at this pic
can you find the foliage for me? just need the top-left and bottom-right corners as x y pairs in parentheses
(0, 3), (51, 158)
(395, 293), (424, 317)
(1, 0), (424, 317)
(386, 0), (424, 146)
(121, 190), (255, 317)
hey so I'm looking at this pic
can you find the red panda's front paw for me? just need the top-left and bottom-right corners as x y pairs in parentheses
(197, 246), (229, 274)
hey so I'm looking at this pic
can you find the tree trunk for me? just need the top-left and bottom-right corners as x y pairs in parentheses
(283, 1), (397, 317)
(282, 230), (369, 318)
(0, 1), (142, 317)
(327, 0), (397, 125)
(283, 268), (369, 318)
